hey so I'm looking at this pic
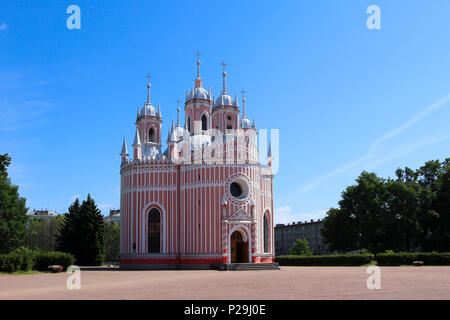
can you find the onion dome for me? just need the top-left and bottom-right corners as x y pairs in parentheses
(188, 86), (210, 100)
(141, 102), (157, 117)
(240, 117), (252, 129)
(214, 92), (234, 107)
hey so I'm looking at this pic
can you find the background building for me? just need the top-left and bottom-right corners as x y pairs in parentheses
(105, 209), (120, 225)
(26, 209), (59, 222)
(275, 219), (329, 255)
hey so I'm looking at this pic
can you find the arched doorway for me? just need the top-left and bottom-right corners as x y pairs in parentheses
(230, 230), (249, 263)
(263, 212), (269, 253)
(148, 208), (160, 253)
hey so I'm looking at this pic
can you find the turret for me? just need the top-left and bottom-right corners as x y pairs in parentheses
(211, 61), (239, 134)
(120, 137), (129, 163)
(132, 127), (142, 160)
(185, 51), (212, 136)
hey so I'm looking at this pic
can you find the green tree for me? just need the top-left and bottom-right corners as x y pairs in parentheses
(289, 238), (313, 256)
(321, 207), (358, 253)
(433, 160), (450, 251)
(24, 215), (65, 251)
(322, 158), (450, 254)
(0, 153), (28, 254)
(57, 194), (105, 265)
(104, 221), (120, 262)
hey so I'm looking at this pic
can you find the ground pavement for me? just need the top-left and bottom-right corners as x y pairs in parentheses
(1, 266), (449, 299)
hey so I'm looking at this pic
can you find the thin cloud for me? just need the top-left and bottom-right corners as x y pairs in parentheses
(0, 23), (7, 31)
(284, 93), (450, 202)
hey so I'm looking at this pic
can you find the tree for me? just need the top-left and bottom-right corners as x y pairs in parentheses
(24, 215), (65, 251)
(57, 194), (105, 265)
(433, 160), (450, 251)
(289, 238), (313, 256)
(321, 207), (359, 253)
(322, 158), (450, 254)
(0, 153), (28, 254)
(104, 221), (120, 262)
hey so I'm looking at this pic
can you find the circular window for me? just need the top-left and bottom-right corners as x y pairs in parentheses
(229, 178), (249, 200)
(230, 182), (242, 198)
(224, 173), (253, 206)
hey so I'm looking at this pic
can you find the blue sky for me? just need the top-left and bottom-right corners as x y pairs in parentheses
(1, 1), (450, 224)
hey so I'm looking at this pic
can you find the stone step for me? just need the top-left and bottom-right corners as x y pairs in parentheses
(211, 263), (280, 271)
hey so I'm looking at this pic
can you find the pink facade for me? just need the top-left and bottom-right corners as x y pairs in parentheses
(119, 60), (274, 269)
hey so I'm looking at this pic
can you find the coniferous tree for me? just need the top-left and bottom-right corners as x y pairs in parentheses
(56, 198), (81, 256)
(57, 194), (105, 265)
(0, 154), (28, 254)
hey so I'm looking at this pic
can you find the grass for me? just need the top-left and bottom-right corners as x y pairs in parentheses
(0, 270), (49, 275)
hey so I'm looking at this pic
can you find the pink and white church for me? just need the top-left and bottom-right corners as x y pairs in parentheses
(119, 57), (275, 269)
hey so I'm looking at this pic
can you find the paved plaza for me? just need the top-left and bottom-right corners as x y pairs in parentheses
(1, 266), (449, 300)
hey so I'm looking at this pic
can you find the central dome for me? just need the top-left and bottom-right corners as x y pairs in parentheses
(189, 87), (210, 100)
(141, 103), (157, 116)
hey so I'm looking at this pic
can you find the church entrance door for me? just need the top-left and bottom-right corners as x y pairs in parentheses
(230, 230), (249, 263)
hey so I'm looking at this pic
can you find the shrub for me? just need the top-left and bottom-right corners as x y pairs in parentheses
(0, 253), (34, 273)
(376, 252), (450, 266)
(275, 254), (373, 266)
(34, 251), (75, 271)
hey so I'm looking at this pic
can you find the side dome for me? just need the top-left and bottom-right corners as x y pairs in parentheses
(239, 117), (252, 129)
(214, 93), (234, 108)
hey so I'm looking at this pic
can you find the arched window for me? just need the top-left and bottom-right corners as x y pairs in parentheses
(149, 127), (155, 142)
(187, 117), (191, 132)
(148, 208), (160, 253)
(201, 114), (207, 131)
(263, 213), (269, 253)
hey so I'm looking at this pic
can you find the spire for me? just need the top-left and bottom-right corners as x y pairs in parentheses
(133, 127), (141, 146)
(168, 120), (177, 143)
(241, 89), (247, 117)
(252, 117), (256, 129)
(145, 73), (152, 104)
(235, 92), (239, 107)
(194, 51), (203, 88)
(209, 87), (212, 102)
(196, 50), (201, 79)
(176, 99), (181, 126)
(120, 137), (128, 155)
(157, 103), (161, 117)
(220, 60), (228, 94)
(137, 106), (141, 118)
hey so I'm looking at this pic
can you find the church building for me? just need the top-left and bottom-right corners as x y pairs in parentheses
(119, 56), (275, 269)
